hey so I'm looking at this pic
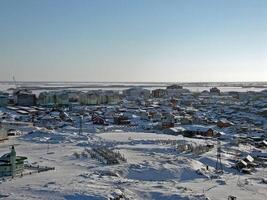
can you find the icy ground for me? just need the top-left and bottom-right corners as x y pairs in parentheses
(0, 130), (266, 200)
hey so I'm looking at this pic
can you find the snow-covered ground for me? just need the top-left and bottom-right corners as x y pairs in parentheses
(0, 130), (266, 200)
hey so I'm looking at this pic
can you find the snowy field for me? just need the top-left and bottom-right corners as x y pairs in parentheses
(0, 130), (266, 200)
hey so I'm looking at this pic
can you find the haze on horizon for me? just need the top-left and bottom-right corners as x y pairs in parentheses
(0, 0), (266, 82)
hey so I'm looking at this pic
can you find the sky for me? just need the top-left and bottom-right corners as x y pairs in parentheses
(0, 0), (266, 82)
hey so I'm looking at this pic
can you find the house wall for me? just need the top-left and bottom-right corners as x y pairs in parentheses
(55, 94), (69, 105)
(38, 92), (69, 106)
(0, 96), (8, 107)
(0, 162), (24, 177)
(123, 88), (150, 100)
(16, 94), (36, 106)
(80, 93), (99, 105)
(107, 94), (120, 105)
(152, 89), (166, 98)
(80, 92), (120, 105)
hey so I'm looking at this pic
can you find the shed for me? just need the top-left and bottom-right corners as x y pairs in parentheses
(236, 160), (247, 169)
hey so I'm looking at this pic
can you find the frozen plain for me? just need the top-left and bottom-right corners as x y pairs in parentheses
(0, 129), (266, 200)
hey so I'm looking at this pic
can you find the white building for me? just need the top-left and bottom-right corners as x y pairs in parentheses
(166, 88), (190, 98)
(79, 90), (120, 105)
(123, 87), (150, 100)
(38, 91), (69, 106)
(79, 91), (101, 105)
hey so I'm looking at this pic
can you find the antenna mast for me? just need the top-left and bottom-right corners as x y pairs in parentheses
(13, 76), (18, 89)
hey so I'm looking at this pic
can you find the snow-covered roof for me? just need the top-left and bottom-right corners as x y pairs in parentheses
(244, 155), (254, 163)
(168, 127), (186, 132)
(182, 125), (214, 132)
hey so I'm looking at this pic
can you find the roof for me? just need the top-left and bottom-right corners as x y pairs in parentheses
(182, 125), (214, 132)
(0, 153), (27, 163)
(0, 153), (10, 160)
(237, 160), (247, 166)
(168, 127), (186, 132)
(218, 119), (233, 124)
(244, 155), (254, 163)
(166, 84), (183, 89)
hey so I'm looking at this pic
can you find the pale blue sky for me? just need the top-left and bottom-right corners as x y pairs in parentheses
(0, 0), (266, 82)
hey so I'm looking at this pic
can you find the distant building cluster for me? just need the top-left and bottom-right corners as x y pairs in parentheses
(0, 85), (266, 137)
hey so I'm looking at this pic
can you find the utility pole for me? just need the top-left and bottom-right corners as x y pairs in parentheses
(79, 115), (83, 135)
(47, 140), (50, 154)
(216, 139), (223, 173)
